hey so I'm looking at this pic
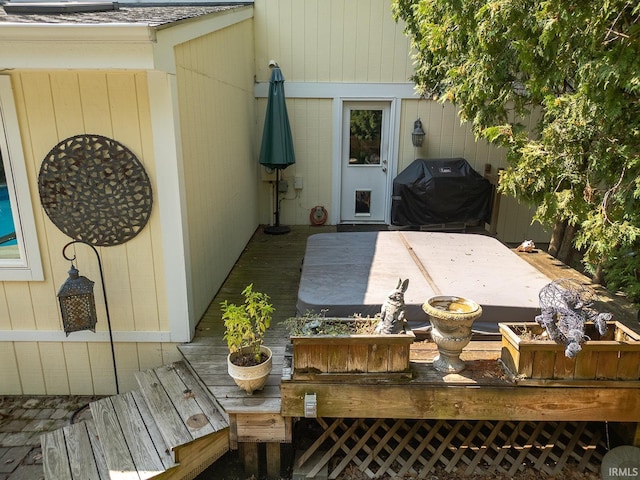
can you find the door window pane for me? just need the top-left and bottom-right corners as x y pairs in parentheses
(349, 110), (382, 165)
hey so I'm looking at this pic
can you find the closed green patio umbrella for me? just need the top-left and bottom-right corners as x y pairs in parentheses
(259, 63), (295, 234)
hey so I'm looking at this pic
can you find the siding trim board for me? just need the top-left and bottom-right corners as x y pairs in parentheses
(255, 82), (419, 99)
(147, 70), (193, 344)
(3, 330), (172, 342)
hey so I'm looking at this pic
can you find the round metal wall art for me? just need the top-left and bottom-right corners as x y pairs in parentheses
(38, 134), (153, 247)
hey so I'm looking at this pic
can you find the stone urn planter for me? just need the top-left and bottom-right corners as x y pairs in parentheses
(227, 345), (273, 394)
(422, 296), (483, 373)
(500, 321), (640, 381)
(286, 317), (415, 380)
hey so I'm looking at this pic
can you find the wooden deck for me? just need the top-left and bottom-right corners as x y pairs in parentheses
(178, 225), (640, 476)
(179, 226), (336, 407)
(178, 225), (336, 475)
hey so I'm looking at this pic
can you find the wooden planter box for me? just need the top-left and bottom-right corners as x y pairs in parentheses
(499, 321), (640, 381)
(290, 321), (415, 380)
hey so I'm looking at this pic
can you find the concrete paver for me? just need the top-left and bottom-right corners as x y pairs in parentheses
(0, 396), (101, 480)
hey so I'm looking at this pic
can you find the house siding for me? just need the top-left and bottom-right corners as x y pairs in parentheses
(175, 18), (259, 321)
(0, 71), (181, 395)
(254, 0), (413, 84)
(257, 98), (335, 227)
(253, 0), (549, 243)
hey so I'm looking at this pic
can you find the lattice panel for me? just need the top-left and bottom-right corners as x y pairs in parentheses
(295, 418), (607, 479)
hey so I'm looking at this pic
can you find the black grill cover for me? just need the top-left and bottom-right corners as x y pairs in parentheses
(391, 158), (492, 226)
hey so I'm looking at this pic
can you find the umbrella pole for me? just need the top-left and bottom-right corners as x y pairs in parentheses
(265, 169), (290, 235)
(274, 172), (281, 226)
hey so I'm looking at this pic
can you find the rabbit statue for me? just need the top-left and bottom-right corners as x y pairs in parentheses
(375, 278), (409, 334)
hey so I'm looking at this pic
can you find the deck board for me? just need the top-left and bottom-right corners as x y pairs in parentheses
(172, 361), (229, 431)
(89, 398), (139, 478)
(41, 428), (73, 480)
(64, 422), (101, 480)
(130, 390), (176, 471)
(85, 419), (110, 480)
(153, 365), (216, 438)
(110, 394), (166, 479)
(134, 369), (194, 452)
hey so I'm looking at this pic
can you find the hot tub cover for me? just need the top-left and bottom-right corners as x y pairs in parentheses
(297, 231), (552, 335)
(392, 158), (492, 226)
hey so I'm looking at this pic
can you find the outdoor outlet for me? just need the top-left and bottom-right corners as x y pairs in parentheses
(294, 175), (303, 190)
(278, 179), (289, 193)
(304, 393), (317, 418)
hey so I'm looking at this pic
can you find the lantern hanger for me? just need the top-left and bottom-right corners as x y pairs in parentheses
(60, 239), (119, 393)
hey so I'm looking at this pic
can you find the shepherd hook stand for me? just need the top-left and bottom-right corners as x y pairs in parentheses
(62, 240), (119, 393)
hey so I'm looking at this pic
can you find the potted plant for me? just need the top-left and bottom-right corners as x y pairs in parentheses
(221, 283), (274, 394)
(281, 279), (416, 381)
(282, 313), (415, 381)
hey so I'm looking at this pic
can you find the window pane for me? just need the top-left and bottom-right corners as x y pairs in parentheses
(0, 151), (18, 259)
(348, 109), (382, 165)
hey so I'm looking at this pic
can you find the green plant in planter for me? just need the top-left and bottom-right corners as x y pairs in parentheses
(282, 312), (379, 336)
(221, 284), (274, 365)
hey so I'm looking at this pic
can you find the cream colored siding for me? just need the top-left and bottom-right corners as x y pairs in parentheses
(0, 71), (178, 395)
(1, 340), (182, 395)
(254, 0), (413, 83)
(258, 92), (548, 242)
(253, 0), (549, 243)
(175, 19), (259, 321)
(257, 98), (334, 227)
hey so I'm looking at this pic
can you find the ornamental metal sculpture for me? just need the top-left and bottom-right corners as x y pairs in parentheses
(38, 134), (153, 247)
(535, 278), (612, 358)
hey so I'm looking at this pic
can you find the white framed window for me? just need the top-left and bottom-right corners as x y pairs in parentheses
(0, 76), (44, 281)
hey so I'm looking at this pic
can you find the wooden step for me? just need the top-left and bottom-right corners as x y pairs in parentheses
(42, 361), (230, 480)
(134, 361), (229, 459)
(90, 393), (174, 479)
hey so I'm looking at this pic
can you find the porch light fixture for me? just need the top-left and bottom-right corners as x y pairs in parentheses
(58, 240), (119, 393)
(412, 118), (425, 147)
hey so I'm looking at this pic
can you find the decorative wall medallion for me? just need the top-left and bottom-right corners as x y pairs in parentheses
(38, 134), (153, 246)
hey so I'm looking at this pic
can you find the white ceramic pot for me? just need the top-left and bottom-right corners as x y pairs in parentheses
(227, 345), (273, 395)
(422, 296), (482, 373)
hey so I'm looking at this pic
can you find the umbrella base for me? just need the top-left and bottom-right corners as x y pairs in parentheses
(264, 225), (291, 235)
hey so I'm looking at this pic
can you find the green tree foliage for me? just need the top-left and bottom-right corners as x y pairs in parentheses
(393, 0), (640, 301)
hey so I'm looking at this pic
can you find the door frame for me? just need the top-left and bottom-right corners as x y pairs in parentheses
(331, 97), (401, 225)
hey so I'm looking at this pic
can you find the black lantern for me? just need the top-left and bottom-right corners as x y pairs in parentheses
(57, 264), (97, 336)
(412, 118), (425, 147)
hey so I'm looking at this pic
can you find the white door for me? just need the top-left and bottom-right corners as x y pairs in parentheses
(340, 102), (392, 223)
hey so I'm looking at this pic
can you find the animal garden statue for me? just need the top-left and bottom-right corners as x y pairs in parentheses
(375, 278), (409, 334)
(535, 278), (612, 358)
